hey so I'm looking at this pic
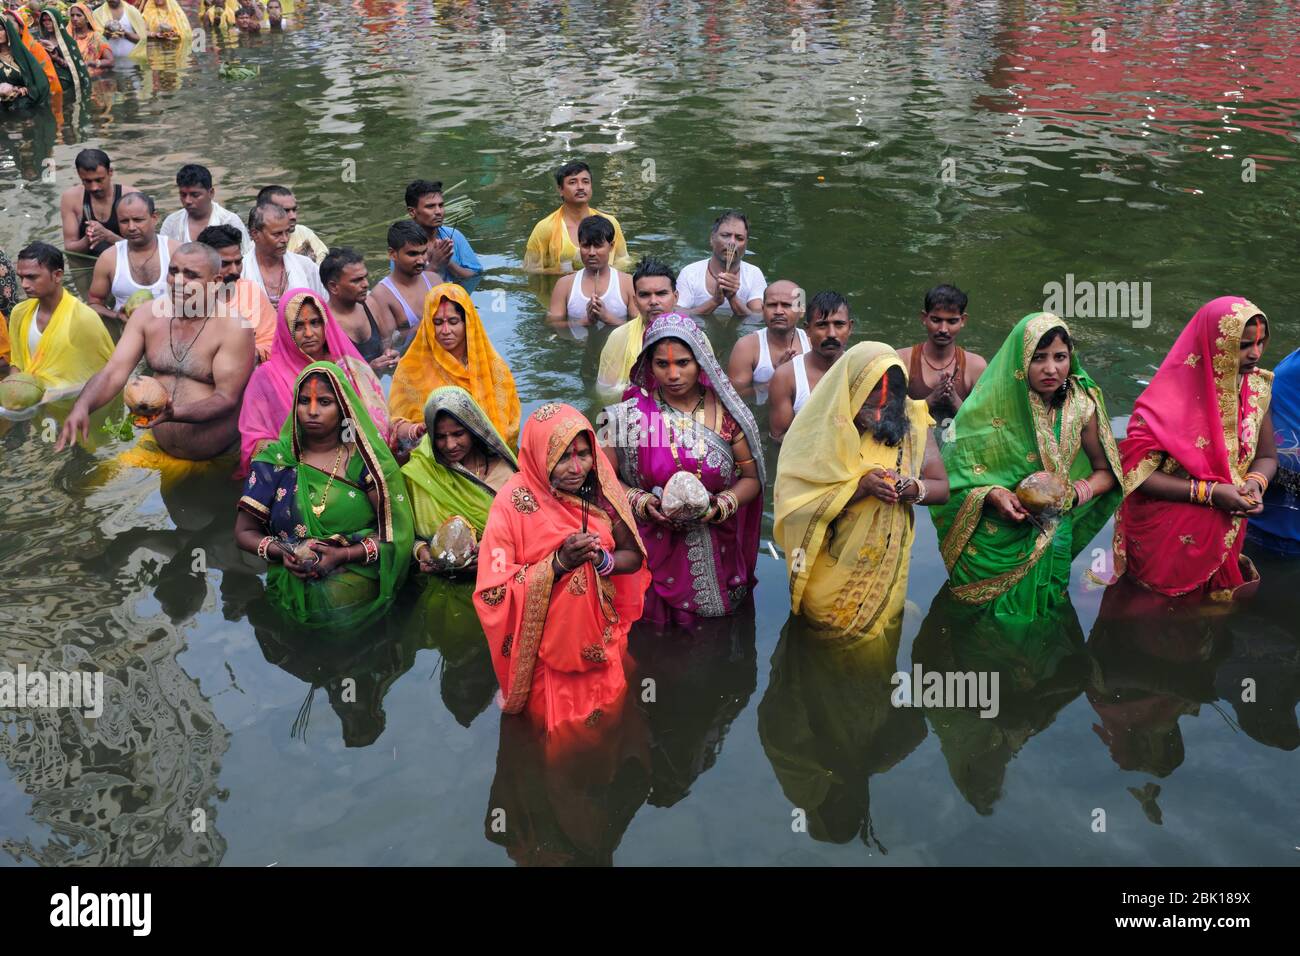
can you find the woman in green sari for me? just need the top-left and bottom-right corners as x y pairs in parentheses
(932, 312), (1122, 619)
(235, 361), (414, 629)
(36, 8), (87, 100)
(401, 385), (518, 575)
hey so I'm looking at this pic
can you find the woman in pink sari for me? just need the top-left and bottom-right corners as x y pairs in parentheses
(1114, 296), (1277, 600)
(237, 287), (390, 477)
(600, 312), (766, 627)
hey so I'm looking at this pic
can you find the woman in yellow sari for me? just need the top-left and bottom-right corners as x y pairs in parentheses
(388, 282), (521, 452)
(140, 0), (191, 43)
(775, 341), (949, 638)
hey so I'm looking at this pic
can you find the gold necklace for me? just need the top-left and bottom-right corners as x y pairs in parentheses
(310, 445), (346, 516)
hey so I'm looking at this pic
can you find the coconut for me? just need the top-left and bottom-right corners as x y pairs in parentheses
(431, 515), (478, 568)
(661, 471), (711, 522)
(0, 372), (44, 411)
(123, 376), (169, 418)
(1015, 471), (1070, 515)
(122, 289), (154, 316)
(292, 542), (320, 569)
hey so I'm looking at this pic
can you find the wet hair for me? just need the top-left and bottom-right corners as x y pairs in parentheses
(196, 224), (243, 251)
(16, 241), (63, 273)
(924, 283), (968, 314)
(117, 191), (156, 215)
(176, 163), (213, 191)
(554, 160), (591, 187)
(1031, 325), (1073, 408)
(256, 185), (294, 204)
(248, 200), (288, 232)
(173, 241), (221, 275)
(632, 256), (676, 292)
(807, 290), (849, 323)
(320, 247), (366, 287)
(236, 5), (257, 16)
(867, 366), (909, 447)
(577, 215), (615, 247)
(74, 148), (111, 173)
(404, 179), (443, 209)
(710, 209), (749, 236)
(387, 220), (428, 251)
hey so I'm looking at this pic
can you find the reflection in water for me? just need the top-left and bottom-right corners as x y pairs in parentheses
(629, 600), (757, 808)
(408, 577), (498, 729)
(912, 586), (1093, 816)
(758, 612), (925, 849)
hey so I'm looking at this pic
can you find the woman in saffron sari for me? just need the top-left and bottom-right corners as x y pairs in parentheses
(141, 0), (191, 43)
(235, 361), (414, 629)
(474, 403), (648, 731)
(36, 8), (86, 98)
(1115, 297), (1277, 596)
(67, 3), (111, 69)
(402, 385), (519, 574)
(238, 288), (390, 478)
(601, 312), (765, 626)
(4, 9), (59, 97)
(932, 312), (1122, 619)
(1248, 348), (1299, 556)
(0, 14), (49, 110)
(389, 282), (521, 452)
(775, 342), (949, 637)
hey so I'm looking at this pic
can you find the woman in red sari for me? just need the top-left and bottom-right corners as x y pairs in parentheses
(1114, 296), (1278, 600)
(474, 403), (649, 732)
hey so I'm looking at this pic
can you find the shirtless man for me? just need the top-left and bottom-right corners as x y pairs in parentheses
(726, 279), (808, 398)
(896, 283), (987, 427)
(86, 192), (173, 323)
(57, 243), (256, 460)
(321, 247), (399, 375)
(368, 221), (434, 334)
(60, 148), (134, 258)
(769, 290), (854, 441)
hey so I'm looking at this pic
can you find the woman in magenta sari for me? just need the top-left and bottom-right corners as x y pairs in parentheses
(600, 312), (765, 627)
(238, 288), (391, 478)
(1114, 296), (1277, 600)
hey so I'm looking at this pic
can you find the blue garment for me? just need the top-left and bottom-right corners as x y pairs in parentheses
(436, 225), (482, 275)
(1248, 348), (1300, 555)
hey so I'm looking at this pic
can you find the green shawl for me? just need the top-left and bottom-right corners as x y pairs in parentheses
(38, 9), (89, 100)
(401, 385), (518, 539)
(932, 312), (1122, 616)
(1, 16), (50, 109)
(254, 360), (414, 629)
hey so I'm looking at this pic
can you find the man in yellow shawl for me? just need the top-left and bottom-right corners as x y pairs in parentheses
(388, 282), (521, 452)
(4, 242), (112, 400)
(94, 0), (147, 59)
(775, 342), (949, 637)
(523, 160), (631, 274)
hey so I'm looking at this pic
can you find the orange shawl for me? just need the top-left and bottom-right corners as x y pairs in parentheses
(388, 282), (520, 450)
(8, 11), (61, 95)
(473, 403), (648, 729)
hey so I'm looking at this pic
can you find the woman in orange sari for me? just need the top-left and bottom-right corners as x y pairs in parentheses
(388, 282), (521, 452)
(4, 9), (60, 96)
(474, 403), (648, 732)
(67, 3), (112, 69)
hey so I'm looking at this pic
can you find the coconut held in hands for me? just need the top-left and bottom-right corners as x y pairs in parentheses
(0, 372), (45, 411)
(661, 471), (711, 522)
(432, 515), (478, 568)
(1015, 471), (1070, 515)
(124, 376), (169, 420)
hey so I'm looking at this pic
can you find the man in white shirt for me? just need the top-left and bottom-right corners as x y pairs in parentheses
(257, 184), (328, 263)
(675, 210), (766, 318)
(159, 164), (250, 252)
(241, 201), (326, 309)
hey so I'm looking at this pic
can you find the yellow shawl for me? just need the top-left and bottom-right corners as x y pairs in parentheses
(141, 0), (192, 42)
(388, 283), (521, 450)
(6, 291), (114, 390)
(523, 206), (630, 273)
(774, 342), (933, 636)
(94, 0), (148, 58)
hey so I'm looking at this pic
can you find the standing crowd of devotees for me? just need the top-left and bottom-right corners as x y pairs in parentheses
(0, 147), (1293, 736)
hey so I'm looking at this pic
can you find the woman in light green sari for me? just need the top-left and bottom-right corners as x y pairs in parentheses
(235, 361), (414, 629)
(932, 313), (1122, 619)
(401, 386), (518, 575)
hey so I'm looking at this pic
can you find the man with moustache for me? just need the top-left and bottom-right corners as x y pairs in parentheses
(769, 290), (853, 441)
(405, 179), (482, 282)
(57, 242), (256, 462)
(726, 279), (809, 400)
(197, 223), (275, 362)
(896, 283), (987, 426)
(86, 192), (174, 323)
(322, 246), (399, 374)
(368, 221), (435, 334)
(676, 210), (766, 318)
(523, 160), (631, 273)
(256, 184), (328, 262)
(60, 149), (135, 258)
(161, 164), (250, 251)
(596, 256), (686, 397)
(242, 201), (325, 309)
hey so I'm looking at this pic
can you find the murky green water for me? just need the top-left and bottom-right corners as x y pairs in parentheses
(0, 1), (1296, 865)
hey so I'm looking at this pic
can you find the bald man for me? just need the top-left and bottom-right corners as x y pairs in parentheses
(726, 279), (809, 400)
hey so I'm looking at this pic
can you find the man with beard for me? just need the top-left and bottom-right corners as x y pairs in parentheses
(197, 223), (275, 362)
(726, 279), (809, 400)
(242, 201), (325, 309)
(775, 343), (949, 636)
(57, 242), (256, 461)
(896, 283), (987, 427)
(368, 221), (435, 334)
(86, 191), (173, 323)
(769, 290), (853, 441)
(322, 246), (399, 374)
